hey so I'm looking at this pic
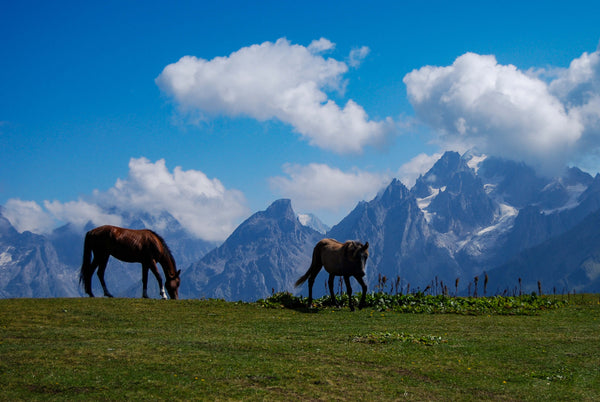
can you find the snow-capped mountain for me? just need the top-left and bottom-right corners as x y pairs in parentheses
(487, 208), (600, 294)
(327, 151), (599, 295)
(297, 213), (330, 234)
(0, 208), (216, 298)
(3, 151), (600, 299)
(180, 199), (322, 300)
(0, 210), (78, 297)
(181, 151), (600, 300)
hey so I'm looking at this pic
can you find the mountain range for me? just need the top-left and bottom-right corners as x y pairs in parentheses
(2, 151), (600, 299)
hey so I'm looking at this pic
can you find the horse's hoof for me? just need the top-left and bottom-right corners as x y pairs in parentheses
(105, 293), (114, 298)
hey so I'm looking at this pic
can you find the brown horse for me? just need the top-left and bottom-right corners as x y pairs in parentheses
(295, 238), (369, 311)
(79, 225), (181, 299)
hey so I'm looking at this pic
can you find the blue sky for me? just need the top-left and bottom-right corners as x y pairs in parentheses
(2, 0), (600, 240)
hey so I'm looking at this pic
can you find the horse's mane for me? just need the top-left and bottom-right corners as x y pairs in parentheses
(148, 230), (177, 270)
(342, 241), (355, 258)
(342, 240), (367, 260)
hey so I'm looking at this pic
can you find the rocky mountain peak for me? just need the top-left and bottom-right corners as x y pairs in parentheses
(0, 209), (18, 239)
(375, 179), (410, 205)
(180, 199), (322, 300)
(412, 151), (472, 198)
(5, 151), (600, 300)
(263, 198), (296, 221)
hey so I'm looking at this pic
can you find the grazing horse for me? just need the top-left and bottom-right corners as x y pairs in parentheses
(295, 238), (369, 311)
(79, 225), (181, 299)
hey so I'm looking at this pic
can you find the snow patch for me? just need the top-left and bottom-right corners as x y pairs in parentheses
(297, 214), (310, 226)
(483, 183), (497, 195)
(417, 188), (440, 209)
(541, 184), (587, 214)
(417, 187), (442, 223)
(436, 201), (518, 259)
(477, 203), (518, 236)
(297, 213), (329, 234)
(0, 250), (13, 267)
(466, 154), (487, 173)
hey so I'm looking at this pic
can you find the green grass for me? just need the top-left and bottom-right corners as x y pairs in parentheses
(1, 295), (599, 400)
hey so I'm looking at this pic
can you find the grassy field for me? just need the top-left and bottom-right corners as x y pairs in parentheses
(1, 295), (599, 400)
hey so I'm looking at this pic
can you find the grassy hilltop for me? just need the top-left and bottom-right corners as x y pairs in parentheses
(1, 294), (599, 400)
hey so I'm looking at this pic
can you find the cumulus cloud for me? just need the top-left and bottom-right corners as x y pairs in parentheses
(549, 47), (600, 104)
(2, 199), (56, 234)
(3, 158), (248, 241)
(270, 163), (390, 216)
(403, 48), (600, 175)
(44, 199), (122, 229)
(549, 46), (600, 161)
(156, 38), (391, 153)
(95, 158), (247, 241)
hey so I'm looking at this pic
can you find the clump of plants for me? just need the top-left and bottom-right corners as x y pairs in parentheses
(257, 291), (306, 308)
(258, 291), (567, 315)
(350, 331), (447, 345)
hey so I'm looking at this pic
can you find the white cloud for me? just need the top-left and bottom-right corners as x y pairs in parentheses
(94, 158), (247, 241)
(307, 37), (335, 53)
(3, 158), (248, 241)
(3, 199), (56, 234)
(349, 46), (370, 68)
(549, 46), (600, 162)
(549, 46), (600, 105)
(397, 153), (443, 188)
(403, 51), (591, 175)
(156, 38), (392, 154)
(44, 199), (123, 229)
(270, 163), (390, 215)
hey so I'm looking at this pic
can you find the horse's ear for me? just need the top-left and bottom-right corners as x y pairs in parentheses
(177, 269), (181, 277)
(363, 242), (369, 250)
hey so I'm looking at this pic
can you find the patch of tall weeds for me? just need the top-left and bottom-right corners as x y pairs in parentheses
(258, 291), (567, 315)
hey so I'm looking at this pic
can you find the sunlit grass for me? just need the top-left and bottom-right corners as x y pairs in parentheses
(0, 295), (598, 400)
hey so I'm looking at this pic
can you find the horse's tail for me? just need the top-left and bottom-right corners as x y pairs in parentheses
(295, 241), (323, 287)
(79, 231), (93, 288)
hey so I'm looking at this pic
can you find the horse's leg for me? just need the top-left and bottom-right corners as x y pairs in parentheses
(96, 255), (113, 298)
(328, 274), (338, 307)
(147, 260), (167, 300)
(344, 275), (355, 311)
(355, 275), (368, 309)
(85, 257), (100, 297)
(307, 276), (315, 306)
(142, 264), (150, 299)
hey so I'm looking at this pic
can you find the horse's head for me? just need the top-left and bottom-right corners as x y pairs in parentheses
(165, 269), (181, 299)
(349, 241), (369, 274)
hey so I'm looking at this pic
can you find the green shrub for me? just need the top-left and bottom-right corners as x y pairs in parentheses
(259, 291), (567, 315)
